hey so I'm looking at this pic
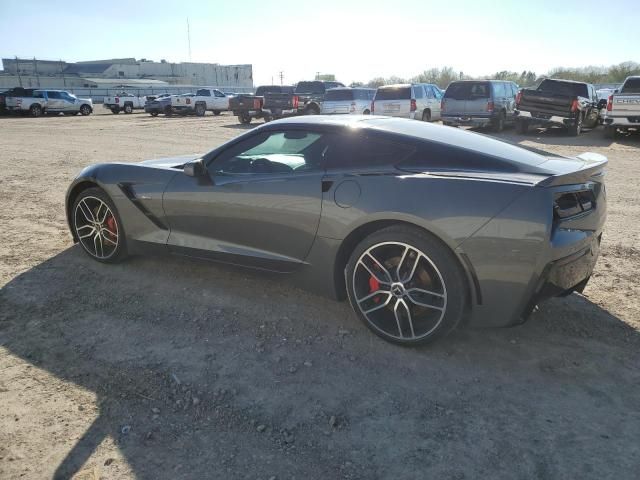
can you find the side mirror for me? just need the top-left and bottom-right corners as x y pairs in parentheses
(183, 158), (207, 177)
(597, 99), (607, 109)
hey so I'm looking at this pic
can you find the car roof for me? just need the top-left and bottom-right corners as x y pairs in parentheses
(378, 84), (411, 89)
(265, 116), (549, 166)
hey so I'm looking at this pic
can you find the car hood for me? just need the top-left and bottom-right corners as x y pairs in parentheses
(139, 154), (203, 169)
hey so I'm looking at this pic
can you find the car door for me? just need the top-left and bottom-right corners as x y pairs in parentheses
(585, 84), (599, 127)
(213, 89), (228, 110)
(45, 91), (63, 111)
(162, 128), (328, 271)
(426, 85), (442, 120)
(60, 92), (77, 112)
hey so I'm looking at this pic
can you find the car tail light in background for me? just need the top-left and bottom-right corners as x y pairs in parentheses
(487, 101), (495, 112)
(515, 91), (522, 106)
(410, 99), (417, 112)
(350, 101), (356, 113)
(253, 98), (261, 110)
(607, 95), (613, 111)
(186, 98), (191, 105)
(570, 99), (579, 112)
(292, 95), (299, 109)
(554, 190), (595, 219)
(115, 97), (120, 104)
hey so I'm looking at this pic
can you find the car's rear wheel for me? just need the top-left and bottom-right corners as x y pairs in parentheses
(30, 104), (43, 117)
(111, 107), (120, 114)
(73, 187), (127, 263)
(363, 109), (370, 115)
(305, 105), (320, 115)
(515, 118), (529, 134)
(238, 113), (251, 124)
(150, 111), (159, 117)
(195, 103), (206, 116)
(346, 226), (467, 346)
(124, 104), (133, 114)
(213, 110), (221, 116)
(422, 110), (431, 122)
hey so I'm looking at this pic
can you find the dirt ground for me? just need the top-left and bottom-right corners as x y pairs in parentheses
(0, 108), (639, 480)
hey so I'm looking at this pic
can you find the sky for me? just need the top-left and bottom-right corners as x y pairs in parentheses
(0, 0), (638, 86)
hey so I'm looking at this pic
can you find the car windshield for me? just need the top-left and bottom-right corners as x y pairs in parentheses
(295, 82), (325, 94)
(621, 78), (640, 93)
(375, 87), (411, 101)
(444, 82), (490, 100)
(325, 89), (354, 101)
(537, 79), (589, 97)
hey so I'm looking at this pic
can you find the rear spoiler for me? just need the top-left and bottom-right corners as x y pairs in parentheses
(538, 152), (607, 187)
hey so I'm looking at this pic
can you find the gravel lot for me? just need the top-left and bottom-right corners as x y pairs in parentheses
(0, 109), (639, 480)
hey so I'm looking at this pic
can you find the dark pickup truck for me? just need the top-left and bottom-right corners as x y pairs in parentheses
(514, 79), (605, 136)
(262, 80), (345, 120)
(230, 85), (294, 124)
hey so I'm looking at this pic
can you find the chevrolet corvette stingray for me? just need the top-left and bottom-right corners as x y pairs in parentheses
(66, 116), (606, 345)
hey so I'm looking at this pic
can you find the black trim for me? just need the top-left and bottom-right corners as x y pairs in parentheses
(459, 252), (483, 305)
(118, 183), (168, 230)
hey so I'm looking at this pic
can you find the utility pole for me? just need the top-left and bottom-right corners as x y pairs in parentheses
(15, 56), (23, 87)
(279, 71), (284, 85)
(187, 18), (192, 62)
(316, 71), (320, 80)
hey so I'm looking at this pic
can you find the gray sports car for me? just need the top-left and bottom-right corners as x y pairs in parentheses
(66, 116), (607, 345)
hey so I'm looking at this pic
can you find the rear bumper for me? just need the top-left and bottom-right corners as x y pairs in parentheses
(262, 108), (297, 118)
(514, 110), (576, 127)
(442, 115), (492, 127)
(604, 116), (640, 127)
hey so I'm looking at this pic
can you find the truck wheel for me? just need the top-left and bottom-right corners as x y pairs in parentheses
(492, 111), (505, 132)
(238, 114), (251, 124)
(213, 110), (221, 116)
(164, 106), (172, 116)
(110, 107), (120, 114)
(604, 126), (617, 139)
(195, 103), (206, 116)
(80, 105), (92, 116)
(568, 113), (582, 136)
(422, 110), (431, 122)
(515, 118), (529, 134)
(124, 104), (133, 114)
(305, 105), (320, 115)
(150, 111), (159, 117)
(30, 104), (43, 117)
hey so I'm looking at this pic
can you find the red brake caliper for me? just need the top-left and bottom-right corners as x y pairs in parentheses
(105, 215), (117, 240)
(369, 275), (381, 303)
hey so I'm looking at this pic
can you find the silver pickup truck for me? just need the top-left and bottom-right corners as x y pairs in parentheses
(5, 89), (93, 117)
(604, 76), (640, 138)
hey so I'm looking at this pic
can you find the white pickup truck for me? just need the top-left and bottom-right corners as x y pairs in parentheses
(171, 88), (230, 116)
(103, 92), (147, 114)
(604, 76), (640, 138)
(5, 89), (93, 117)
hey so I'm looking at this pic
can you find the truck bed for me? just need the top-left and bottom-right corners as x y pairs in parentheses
(518, 89), (575, 118)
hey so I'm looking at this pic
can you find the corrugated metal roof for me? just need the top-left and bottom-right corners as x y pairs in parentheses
(64, 63), (112, 74)
(81, 77), (170, 86)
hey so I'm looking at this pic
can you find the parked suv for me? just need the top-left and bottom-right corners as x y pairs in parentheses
(321, 87), (376, 115)
(372, 84), (442, 121)
(441, 80), (518, 131)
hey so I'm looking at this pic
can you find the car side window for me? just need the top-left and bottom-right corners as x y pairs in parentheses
(196, 89), (211, 96)
(433, 87), (443, 100)
(414, 86), (425, 99)
(493, 83), (505, 98)
(214, 90), (225, 98)
(210, 130), (327, 176)
(47, 91), (61, 99)
(324, 134), (414, 170)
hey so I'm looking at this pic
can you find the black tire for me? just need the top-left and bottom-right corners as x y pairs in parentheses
(213, 110), (221, 116)
(164, 106), (172, 116)
(492, 111), (505, 132)
(422, 110), (431, 122)
(515, 118), (529, 134)
(30, 104), (43, 117)
(363, 109), (370, 115)
(568, 113), (582, 136)
(111, 107), (120, 114)
(123, 104), (133, 114)
(72, 187), (127, 264)
(195, 103), (206, 117)
(604, 125), (617, 139)
(345, 225), (467, 346)
(80, 104), (92, 116)
(150, 111), (159, 117)
(305, 105), (320, 115)
(238, 113), (251, 124)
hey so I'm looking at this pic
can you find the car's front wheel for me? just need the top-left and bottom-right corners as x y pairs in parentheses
(73, 187), (127, 263)
(346, 226), (467, 346)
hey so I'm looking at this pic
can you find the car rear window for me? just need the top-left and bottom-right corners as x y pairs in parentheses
(444, 82), (491, 100)
(537, 79), (589, 97)
(295, 81), (325, 94)
(621, 78), (640, 93)
(325, 89), (354, 101)
(375, 87), (411, 101)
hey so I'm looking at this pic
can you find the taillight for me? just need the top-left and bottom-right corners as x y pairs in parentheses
(350, 101), (356, 113)
(607, 95), (613, 112)
(487, 101), (494, 112)
(570, 99), (579, 112)
(292, 95), (299, 109)
(554, 190), (595, 220)
(410, 99), (417, 112)
(253, 98), (261, 109)
(186, 98), (191, 105)
(115, 97), (120, 104)
(515, 91), (522, 106)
